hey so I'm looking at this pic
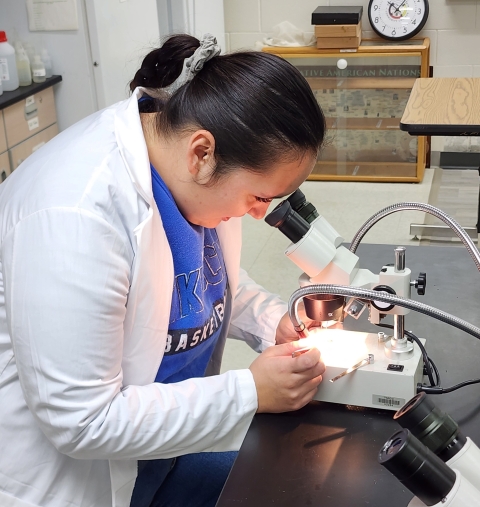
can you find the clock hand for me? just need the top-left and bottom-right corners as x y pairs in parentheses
(388, 1), (400, 15)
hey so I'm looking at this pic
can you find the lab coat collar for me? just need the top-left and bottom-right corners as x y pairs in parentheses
(114, 88), (154, 206)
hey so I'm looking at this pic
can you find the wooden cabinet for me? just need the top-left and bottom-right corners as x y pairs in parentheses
(4, 87), (57, 148)
(262, 38), (430, 182)
(0, 77), (61, 182)
(0, 151), (10, 182)
(0, 112), (7, 155)
(9, 124), (59, 171)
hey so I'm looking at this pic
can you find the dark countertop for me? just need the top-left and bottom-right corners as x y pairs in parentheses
(0, 75), (62, 111)
(217, 243), (480, 507)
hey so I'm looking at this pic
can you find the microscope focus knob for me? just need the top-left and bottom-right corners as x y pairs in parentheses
(414, 272), (427, 295)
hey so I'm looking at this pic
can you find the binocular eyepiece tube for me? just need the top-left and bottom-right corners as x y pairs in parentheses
(379, 429), (456, 506)
(393, 392), (480, 491)
(264, 189), (322, 244)
(264, 199), (310, 244)
(394, 392), (466, 462)
(379, 393), (480, 505)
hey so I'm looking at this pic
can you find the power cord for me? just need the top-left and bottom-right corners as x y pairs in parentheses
(375, 323), (438, 387)
(376, 323), (480, 394)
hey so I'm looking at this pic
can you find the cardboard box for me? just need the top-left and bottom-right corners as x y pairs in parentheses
(314, 22), (361, 38)
(316, 35), (362, 49)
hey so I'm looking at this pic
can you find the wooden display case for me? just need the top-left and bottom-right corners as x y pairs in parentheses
(262, 38), (430, 182)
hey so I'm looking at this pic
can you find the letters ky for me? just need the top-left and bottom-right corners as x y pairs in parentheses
(170, 238), (225, 323)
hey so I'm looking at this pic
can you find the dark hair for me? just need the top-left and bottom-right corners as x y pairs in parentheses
(131, 34), (326, 184)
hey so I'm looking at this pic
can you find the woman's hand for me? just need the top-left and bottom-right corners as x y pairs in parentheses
(275, 304), (320, 344)
(249, 341), (325, 413)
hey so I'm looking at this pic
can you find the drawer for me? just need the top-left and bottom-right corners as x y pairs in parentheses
(9, 123), (59, 171)
(0, 112), (6, 154)
(4, 87), (57, 148)
(0, 151), (12, 182)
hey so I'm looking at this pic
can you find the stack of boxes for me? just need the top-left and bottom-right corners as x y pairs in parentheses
(312, 6), (363, 50)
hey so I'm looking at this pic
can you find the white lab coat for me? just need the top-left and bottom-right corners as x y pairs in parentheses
(0, 89), (287, 507)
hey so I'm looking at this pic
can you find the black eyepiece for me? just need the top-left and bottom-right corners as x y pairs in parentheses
(379, 429), (456, 506)
(265, 200), (310, 244)
(394, 393), (466, 461)
(287, 189), (319, 224)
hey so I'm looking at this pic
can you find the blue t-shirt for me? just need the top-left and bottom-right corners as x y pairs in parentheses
(151, 166), (228, 384)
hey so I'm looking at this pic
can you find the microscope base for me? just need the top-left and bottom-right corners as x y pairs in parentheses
(304, 330), (425, 411)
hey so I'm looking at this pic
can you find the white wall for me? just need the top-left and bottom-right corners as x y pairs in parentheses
(157, 0), (226, 52)
(0, 0), (98, 131)
(0, 0), (224, 132)
(224, 0), (480, 154)
(85, 0), (160, 109)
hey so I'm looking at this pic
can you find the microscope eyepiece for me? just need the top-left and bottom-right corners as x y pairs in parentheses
(394, 392), (466, 461)
(287, 189), (319, 224)
(379, 429), (456, 506)
(265, 200), (310, 244)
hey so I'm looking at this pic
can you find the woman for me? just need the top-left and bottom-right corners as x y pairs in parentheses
(0, 34), (326, 507)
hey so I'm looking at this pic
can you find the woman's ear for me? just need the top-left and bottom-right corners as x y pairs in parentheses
(186, 130), (216, 182)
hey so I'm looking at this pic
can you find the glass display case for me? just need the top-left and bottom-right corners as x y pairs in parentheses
(262, 38), (430, 182)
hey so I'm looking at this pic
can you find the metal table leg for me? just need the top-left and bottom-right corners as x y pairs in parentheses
(410, 168), (479, 242)
(477, 167), (480, 244)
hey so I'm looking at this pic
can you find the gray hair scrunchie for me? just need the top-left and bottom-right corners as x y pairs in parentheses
(166, 33), (221, 94)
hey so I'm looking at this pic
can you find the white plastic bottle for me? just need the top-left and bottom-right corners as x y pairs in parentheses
(15, 41), (32, 87)
(0, 77), (3, 96)
(31, 55), (46, 83)
(0, 31), (19, 91)
(40, 49), (53, 78)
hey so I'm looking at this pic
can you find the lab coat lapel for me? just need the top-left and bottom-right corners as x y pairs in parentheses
(114, 90), (174, 386)
(113, 91), (243, 386)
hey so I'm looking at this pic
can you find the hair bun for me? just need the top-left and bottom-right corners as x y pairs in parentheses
(130, 34), (200, 92)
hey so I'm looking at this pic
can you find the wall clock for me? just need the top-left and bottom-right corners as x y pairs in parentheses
(368, 0), (429, 41)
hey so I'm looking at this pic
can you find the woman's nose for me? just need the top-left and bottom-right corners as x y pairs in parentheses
(247, 201), (270, 220)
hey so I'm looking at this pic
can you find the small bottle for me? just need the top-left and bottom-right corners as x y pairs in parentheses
(0, 76), (3, 96)
(31, 54), (46, 83)
(15, 41), (32, 87)
(40, 49), (53, 78)
(24, 42), (36, 65)
(0, 31), (19, 91)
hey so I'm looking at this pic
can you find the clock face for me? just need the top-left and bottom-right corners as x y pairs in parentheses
(368, 0), (429, 41)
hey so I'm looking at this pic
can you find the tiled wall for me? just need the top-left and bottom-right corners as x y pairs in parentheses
(225, 0), (480, 73)
(224, 0), (480, 154)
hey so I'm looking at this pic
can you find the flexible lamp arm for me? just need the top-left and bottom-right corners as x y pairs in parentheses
(349, 202), (480, 272)
(289, 284), (480, 341)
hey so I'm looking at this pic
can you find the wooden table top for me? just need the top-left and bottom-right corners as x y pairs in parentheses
(400, 77), (480, 136)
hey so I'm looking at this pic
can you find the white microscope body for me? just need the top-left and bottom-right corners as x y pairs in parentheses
(267, 191), (480, 505)
(265, 191), (426, 410)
